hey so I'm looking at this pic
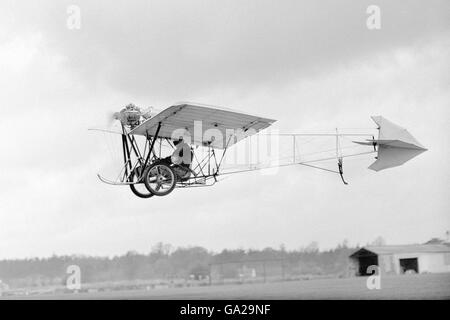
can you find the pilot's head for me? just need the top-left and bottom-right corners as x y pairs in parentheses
(173, 137), (183, 146)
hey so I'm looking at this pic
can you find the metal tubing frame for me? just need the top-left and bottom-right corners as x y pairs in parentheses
(112, 126), (377, 188)
(142, 122), (162, 170)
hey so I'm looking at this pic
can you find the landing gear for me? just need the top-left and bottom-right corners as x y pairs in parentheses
(144, 163), (177, 196)
(129, 166), (153, 199)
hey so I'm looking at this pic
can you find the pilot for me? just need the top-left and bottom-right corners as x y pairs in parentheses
(161, 137), (193, 169)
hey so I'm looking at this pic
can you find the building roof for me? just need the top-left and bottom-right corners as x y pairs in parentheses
(350, 244), (450, 257)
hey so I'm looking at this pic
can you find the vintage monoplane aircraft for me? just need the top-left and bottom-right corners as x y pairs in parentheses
(90, 102), (427, 198)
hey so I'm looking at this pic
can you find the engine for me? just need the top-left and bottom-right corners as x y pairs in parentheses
(114, 103), (152, 129)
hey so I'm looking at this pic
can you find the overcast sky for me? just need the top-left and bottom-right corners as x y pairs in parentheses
(0, 0), (449, 259)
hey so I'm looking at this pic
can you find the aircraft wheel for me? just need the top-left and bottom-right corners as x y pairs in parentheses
(144, 163), (177, 196)
(129, 166), (154, 198)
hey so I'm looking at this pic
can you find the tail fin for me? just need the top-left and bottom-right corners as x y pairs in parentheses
(357, 116), (427, 171)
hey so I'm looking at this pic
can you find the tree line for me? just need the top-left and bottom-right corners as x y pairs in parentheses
(0, 241), (357, 288)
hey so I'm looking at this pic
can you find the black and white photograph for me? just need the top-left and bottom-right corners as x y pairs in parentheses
(0, 0), (449, 311)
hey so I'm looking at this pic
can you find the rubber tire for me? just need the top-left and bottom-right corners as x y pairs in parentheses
(144, 163), (177, 196)
(129, 167), (154, 199)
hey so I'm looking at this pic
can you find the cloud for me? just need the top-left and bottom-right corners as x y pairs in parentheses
(3, 0), (449, 100)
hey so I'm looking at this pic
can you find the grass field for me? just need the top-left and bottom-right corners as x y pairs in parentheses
(4, 273), (450, 300)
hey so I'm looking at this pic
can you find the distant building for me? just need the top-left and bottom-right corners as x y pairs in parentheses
(349, 244), (450, 276)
